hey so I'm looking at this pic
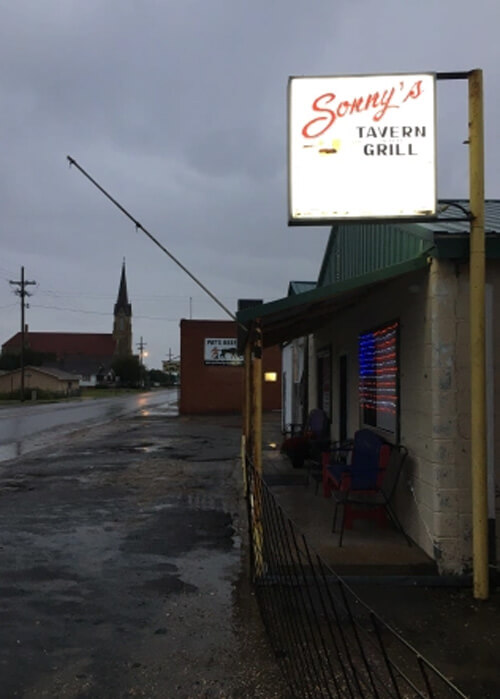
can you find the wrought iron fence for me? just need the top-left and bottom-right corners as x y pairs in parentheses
(245, 456), (467, 699)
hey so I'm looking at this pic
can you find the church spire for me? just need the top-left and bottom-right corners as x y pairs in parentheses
(114, 259), (132, 317)
(112, 260), (132, 357)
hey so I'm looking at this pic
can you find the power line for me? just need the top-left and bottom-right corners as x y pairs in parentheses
(30, 303), (183, 321)
(32, 304), (110, 316)
(37, 288), (240, 302)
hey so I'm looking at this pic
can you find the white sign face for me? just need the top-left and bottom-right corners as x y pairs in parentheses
(204, 338), (244, 366)
(288, 73), (437, 223)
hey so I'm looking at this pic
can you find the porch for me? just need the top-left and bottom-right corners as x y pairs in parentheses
(260, 412), (437, 579)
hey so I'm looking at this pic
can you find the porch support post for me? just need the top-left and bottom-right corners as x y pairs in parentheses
(251, 320), (263, 476)
(251, 319), (264, 576)
(242, 341), (252, 496)
(468, 68), (488, 600)
(244, 342), (252, 447)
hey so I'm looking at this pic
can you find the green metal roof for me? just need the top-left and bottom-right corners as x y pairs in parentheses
(287, 281), (316, 296)
(318, 222), (433, 287)
(237, 199), (500, 349)
(237, 254), (430, 349)
(417, 199), (500, 234)
(318, 200), (500, 287)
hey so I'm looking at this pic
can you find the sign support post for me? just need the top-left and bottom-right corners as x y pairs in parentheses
(251, 320), (264, 576)
(286, 69), (490, 600)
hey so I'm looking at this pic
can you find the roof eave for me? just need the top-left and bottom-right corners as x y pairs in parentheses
(237, 254), (430, 351)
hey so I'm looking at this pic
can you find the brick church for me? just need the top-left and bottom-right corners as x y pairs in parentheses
(1, 262), (133, 385)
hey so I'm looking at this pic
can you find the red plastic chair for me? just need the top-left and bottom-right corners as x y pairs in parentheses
(322, 429), (411, 547)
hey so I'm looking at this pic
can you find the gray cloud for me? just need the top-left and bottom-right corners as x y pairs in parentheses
(1, 0), (499, 367)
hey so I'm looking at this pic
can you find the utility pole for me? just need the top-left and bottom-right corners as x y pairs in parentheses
(9, 266), (36, 402)
(137, 336), (147, 365)
(137, 336), (147, 387)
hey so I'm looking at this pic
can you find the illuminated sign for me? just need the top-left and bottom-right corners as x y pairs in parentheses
(204, 338), (244, 366)
(288, 73), (436, 223)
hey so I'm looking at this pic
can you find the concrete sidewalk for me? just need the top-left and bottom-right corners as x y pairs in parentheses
(261, 413), (436, 578)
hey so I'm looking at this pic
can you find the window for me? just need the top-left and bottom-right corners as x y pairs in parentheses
(358, 320), (399, 438)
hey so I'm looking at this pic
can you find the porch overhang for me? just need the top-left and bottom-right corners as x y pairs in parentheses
(237, 254), (431, 350)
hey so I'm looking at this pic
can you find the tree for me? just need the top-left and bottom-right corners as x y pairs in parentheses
(0, 350), (56, 371)
(148, 369), (170, 386)
(112, 356), (142, 387)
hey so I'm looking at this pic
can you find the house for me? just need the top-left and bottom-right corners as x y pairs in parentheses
(0, 365), (80, 398)
(180, 319), (281, 414)
(237, 200), (500, 575)
(1, 261), (133, 383)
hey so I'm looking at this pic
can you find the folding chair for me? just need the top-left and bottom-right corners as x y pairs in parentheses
(326, 429), (412, 546)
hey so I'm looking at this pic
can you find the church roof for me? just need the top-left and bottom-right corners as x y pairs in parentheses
(2, 332), (116, 359)
(114, 261), (132, 317)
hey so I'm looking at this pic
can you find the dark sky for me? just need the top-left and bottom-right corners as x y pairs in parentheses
(1, 1), (499, 368)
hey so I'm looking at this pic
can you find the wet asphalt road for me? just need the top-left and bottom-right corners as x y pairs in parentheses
(0, 403), (287, 698)
(0, 390), (179, 463)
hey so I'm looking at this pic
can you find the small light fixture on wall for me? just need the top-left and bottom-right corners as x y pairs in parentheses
(264, 371), (278, 383)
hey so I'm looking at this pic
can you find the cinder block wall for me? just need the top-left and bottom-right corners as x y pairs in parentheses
(454, 261), (500, 569)
(312, 258), (500, 573)
(312, 265), (472, 571)
(426, 260), (463, 571)
(179, 319), (281, 414)
(486, 263), (500, 567)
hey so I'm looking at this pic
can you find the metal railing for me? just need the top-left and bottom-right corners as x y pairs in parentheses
(245, 456), (467, 699)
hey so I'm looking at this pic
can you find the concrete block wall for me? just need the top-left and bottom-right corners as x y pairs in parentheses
(313, 268), (431, 553)
(426, 260), (464, 572)
(454, 261), (500, 568)
(487, 264), (500, 566)
(311, 262), (485, 572)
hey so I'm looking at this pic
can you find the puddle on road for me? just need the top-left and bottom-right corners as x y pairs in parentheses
(139, 407), (178, 419)
(0, 438), (52, 464)
(0, 427), (85, 465)
(0, 443), (22, 462)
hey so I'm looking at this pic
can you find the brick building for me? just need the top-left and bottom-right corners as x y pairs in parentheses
(1, 262), (133, 385)
(180, 319), (281, 414)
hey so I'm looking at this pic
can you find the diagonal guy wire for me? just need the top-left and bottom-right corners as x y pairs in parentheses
(67, 155), (246, 329)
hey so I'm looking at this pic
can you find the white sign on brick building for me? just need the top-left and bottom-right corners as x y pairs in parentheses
(288, 73), (437, 223)
(204, 338), (244, 366)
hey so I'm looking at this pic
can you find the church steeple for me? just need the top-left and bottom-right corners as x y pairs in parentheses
(112, 260), (132, 357)
(114, 258), (132, 317)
